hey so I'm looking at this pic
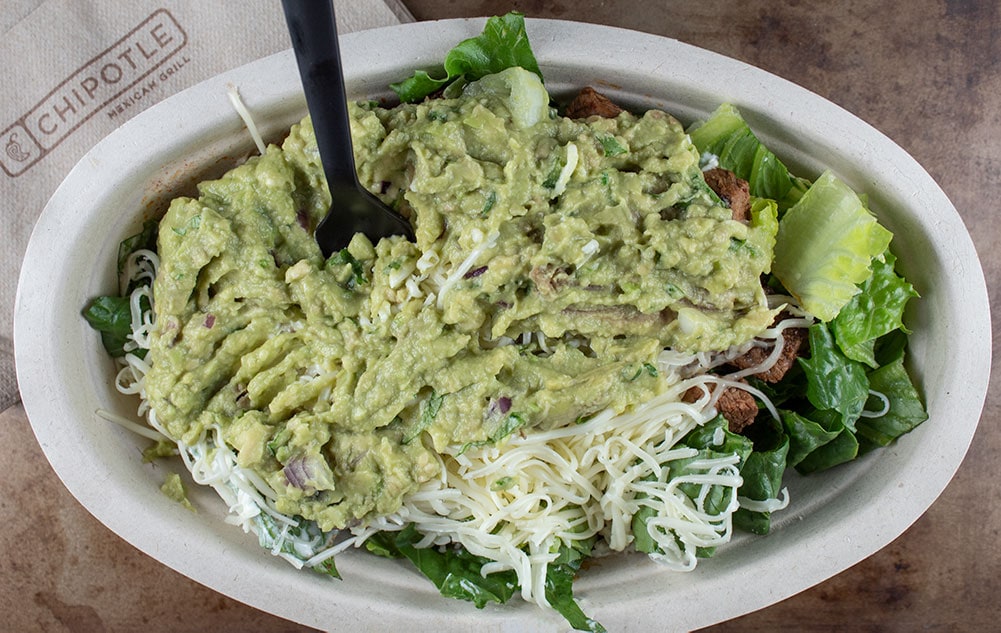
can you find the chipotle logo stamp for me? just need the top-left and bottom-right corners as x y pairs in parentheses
(1, 9), (188, 178)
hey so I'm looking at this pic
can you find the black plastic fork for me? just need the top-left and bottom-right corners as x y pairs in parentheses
(281, 0), (414, 257)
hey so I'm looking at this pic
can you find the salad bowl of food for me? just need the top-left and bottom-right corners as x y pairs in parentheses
(14, 15), (990, 632)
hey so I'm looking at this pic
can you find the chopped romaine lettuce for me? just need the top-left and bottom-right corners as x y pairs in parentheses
(799, 323), (871, 430)
(365, 525), (519, 608)
(796, 425), (860, 474)
(545, 540), (606, 633)
(82, 295), (134, 357)
(677, 416), (753, 515)
(117, 219), (158, 274)
(780, 410), (841, 468)
(84, 221), (158, 357)
(772, 170), (893, 321)
(688, 103), (796, 203)
(785, 325), (927, 474)
(366, 526), (603, 632)
(874, 328), (909, 367)
(391, 13), (543, 103)
(685, 103), (926, 481)
(732, 429), (789, 535)
(831, 251), (919, 367)
(747, 197), (779, 269)
(855, 356), (929, 448)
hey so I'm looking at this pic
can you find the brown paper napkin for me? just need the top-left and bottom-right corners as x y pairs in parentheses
(0, 0), (412, 412)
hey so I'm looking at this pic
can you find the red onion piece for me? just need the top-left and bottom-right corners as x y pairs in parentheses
(464, 265), (488, 279)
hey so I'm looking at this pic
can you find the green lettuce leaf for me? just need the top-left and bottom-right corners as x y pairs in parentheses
(874, 328), (909, 367)
(747, 196), (779, 269)
(544, 541), (606, 633)
(86, 221), (159, 358)
(780, 409), (840, 468)
(831, 251), (918, 367)
(798, 323), (870, 430)
(855, 356), (928, 446)
(780, 331), (925, 474)
(391, 13), (542, 103)
(117, 219), (158, 276)
(796, 426), (859, 474)
(772, 170), (893, 321)
(746, 363), (807, 408)
(732, 432), (789, 535)
(681, 415), (754, 458)
(364, 525), (518, 608)
(687, 103), (795, 203)
(366, 526), (604, 632)
(82, 295), (133, 358)
(630, 502), (659, 555)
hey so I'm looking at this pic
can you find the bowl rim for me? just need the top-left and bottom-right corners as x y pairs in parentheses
(14, 16), (992, 632)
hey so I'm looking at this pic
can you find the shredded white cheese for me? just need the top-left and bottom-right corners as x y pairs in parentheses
(226, 84), (266, 155)
(366, 376), (741, 608)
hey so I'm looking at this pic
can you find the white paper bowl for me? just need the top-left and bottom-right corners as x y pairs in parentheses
(14, 18), (991, 632)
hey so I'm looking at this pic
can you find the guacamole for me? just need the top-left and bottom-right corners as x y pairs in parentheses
(145, 68), (776, 532)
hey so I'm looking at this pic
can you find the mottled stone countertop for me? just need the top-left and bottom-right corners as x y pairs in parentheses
(4, 0), (997, 631)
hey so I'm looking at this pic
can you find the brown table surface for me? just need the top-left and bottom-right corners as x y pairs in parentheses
(4, 1), (998, 631)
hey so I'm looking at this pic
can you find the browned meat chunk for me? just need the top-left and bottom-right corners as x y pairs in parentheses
(682, 382), (759, 433)
(565, 87), (624, 119)
(717, 386), (758, 433)
(730, 327), (808, 383)
(703, 168), (751, 222)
